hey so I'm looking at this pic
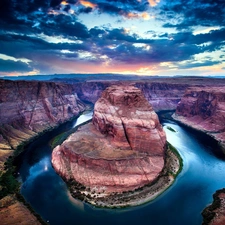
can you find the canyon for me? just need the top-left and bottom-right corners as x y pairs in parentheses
(1, 76), (225, 223)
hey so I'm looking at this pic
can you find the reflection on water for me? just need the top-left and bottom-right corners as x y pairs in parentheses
(16, 113), (225, 225)
(73, 111), (93, 127)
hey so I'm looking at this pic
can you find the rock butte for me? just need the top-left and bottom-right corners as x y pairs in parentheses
(52, 85), (167, 194)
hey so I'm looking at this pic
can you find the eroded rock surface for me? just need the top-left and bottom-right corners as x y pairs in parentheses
(202, 189), (225, 225)
(173, 87), (225, 152)
(52, 85), (166, 194)
(0, 80), (86, 169)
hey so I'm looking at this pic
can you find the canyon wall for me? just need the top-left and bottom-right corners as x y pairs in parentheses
(73, 80), (190, 111)
(0, 80), (86, 168)
(52, 85), (166, 194)
(135, 81), (189, 111)
(173, 87), (225, 153)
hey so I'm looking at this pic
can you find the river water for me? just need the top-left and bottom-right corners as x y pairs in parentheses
(16, 112), (225, 225)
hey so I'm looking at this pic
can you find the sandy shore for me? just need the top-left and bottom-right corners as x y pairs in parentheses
(69, 142), (182, 208)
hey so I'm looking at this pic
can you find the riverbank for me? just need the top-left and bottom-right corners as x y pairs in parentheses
(0, 195), (42, 225)
(171, 114), (225, 225)
(66, 141), (182, 208)
(172, 114), (225, 157)
(0, 110), (89, 225)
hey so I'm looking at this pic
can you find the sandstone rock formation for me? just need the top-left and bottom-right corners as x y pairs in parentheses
(202, 189), (225, 225)
(173, 87), (225, 152)
(92, 85), (166, 153)
(52, 85), (166, 195)
(74, 77), (225, 112)
(0, 80), (86, 169)
(135, 81), (189, 111)
(173, 87), (225, 225)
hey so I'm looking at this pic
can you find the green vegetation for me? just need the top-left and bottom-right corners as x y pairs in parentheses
(0, 111), (92, 224)
(167, 141), (183, 176)
(0, 169), (20, 199)
(166, 126), (177, 132)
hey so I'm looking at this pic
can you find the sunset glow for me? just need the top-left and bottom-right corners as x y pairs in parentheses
(0, 0), (224, 77)
(79, 0), (97, 9)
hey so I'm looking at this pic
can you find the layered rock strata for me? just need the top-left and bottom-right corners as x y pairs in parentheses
(173, 87), (225, 153)
(52, 85), (166, 195)
(173, 87), (225, 225)
(0, 80), (86, 169)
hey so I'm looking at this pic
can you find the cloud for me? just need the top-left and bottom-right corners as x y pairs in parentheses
(0, 59), (32, 73)
(0, 0), (224, 75)
(178, 60), (222, 69)
(79, 0), (97, 8)
(160, 0), (225, 29)
(148, 0), (160, 7)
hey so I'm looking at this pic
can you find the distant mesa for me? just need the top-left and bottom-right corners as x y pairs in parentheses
(52, 85), (167, 201)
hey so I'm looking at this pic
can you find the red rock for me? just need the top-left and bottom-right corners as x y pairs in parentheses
(0, 80), (86, 150)
(52, 85), (166, 194)
(92, 85), (166, 154)
(202, 189), (225, 225)
(173, 87), (225, 152)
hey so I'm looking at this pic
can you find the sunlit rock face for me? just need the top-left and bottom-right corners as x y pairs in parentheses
(92, 85), (166, 154)
(52, 85), (166, 194)
(173, 87), (225, 153)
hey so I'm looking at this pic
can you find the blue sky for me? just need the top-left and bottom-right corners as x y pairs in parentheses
(0, 0), (225, 76)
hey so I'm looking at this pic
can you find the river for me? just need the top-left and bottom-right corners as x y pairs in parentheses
(15, 112), (225, 225)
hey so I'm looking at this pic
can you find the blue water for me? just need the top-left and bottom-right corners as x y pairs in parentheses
(16, 113), (225, 225)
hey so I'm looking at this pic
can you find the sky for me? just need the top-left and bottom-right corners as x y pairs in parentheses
(0, 0), (225, 77)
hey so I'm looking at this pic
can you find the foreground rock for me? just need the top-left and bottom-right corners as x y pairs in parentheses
(202, 189), (225, 225)
(52, 85), (168, 204)
(0, 195), (41, 225)
(173, 87), (225, 154)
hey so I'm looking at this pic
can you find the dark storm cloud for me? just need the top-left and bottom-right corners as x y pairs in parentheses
(160, 0), (225, 29)
(0, 59), (32, 73)
(37, 14), (90, 39)
(0, 32), (90, 60)
(1, 23), (224, 70)
(89, 27), (225, 65)
(84, 0), (149, 14)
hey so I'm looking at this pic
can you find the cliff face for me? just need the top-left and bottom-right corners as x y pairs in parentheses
(135, 82), (189, 111)
(0, 80), (86, 168)
(92, 85), (166, 154)
(202, 189), (225, 225)
(173, 87), (225, 151)
(73, 80), (190, 111)
(52, 85), (166, 194)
